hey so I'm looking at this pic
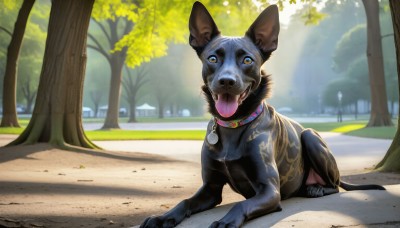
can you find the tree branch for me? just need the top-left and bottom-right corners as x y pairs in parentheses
(29, 91), (37, 102)
(123, 19), (134, 37)
(92, 19), (112, 46)
(0, 26), (12, 36)
(382, 33), (394, 39)
(87, 41), (111, 64)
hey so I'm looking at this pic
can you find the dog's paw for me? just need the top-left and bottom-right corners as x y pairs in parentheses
(209, 221), (238, 228)
(139, 216), (175, 228)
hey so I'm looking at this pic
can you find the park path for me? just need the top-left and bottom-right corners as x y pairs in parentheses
(0, 130), (391, 174)
(0, 131), (391, 174)
(95, 132), (391, 174)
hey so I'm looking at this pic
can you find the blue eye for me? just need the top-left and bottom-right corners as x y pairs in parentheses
(208, 55), (218, 63)
(243, 57), (253, 65)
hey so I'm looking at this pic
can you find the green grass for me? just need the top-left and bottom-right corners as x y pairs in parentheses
(303, 120), (396, 139)
(344, 126), (397, 139)
(85, 130), (206, 140)
(0, 127), (24, 135)
(301, 120), (367, 132)
(0, 119), (396, 140)
(83, 116), (211, 124)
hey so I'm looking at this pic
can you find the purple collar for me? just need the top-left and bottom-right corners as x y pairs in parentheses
(216, 104), (264, 128)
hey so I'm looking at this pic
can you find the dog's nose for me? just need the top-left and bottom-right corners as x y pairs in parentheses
(218, 76), (236, 89)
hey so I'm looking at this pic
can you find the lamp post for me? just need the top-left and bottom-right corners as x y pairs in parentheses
(337, 91), (343, 122)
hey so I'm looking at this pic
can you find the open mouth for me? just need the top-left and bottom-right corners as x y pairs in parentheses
(213, 86), (251, 118)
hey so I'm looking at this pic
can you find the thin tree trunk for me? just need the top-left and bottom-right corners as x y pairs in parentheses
(8, 0), (98, 150)
(362, 0), (393, 127)
(158, 104), (164, 119)
(128, 98), (137, 122)
(101, 53), (125, 129)
(1, 0), (35, 127)
(157, 96), (165, 119)
(376, 0), (400, 172)
(90, 90), (102, 118)
(22, 78), (36, 114)
(100, 20), (130, 129)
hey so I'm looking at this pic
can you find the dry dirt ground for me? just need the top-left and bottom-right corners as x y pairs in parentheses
(0, 134), (399, 228)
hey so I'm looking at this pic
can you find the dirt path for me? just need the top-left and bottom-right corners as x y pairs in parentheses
(0, 142), (243, 228)
(0, 134), (399, 228)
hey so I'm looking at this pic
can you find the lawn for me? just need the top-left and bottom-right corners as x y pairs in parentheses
(86, 130), (206, 140)
(0, 119), (396, 140)
(302, 120), (397, 139)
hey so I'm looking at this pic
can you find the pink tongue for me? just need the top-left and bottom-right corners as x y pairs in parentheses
(215, 94), (239, 118)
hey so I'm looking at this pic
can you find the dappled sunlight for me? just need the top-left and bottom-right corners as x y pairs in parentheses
(332, 124), (365, 133)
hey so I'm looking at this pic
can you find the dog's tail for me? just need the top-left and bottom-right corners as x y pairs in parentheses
(339, 180), (385, 191)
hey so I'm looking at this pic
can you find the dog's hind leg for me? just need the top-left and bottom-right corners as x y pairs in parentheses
(299, 129), (340, 198)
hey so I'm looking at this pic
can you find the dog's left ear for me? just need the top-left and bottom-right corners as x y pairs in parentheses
(189, 1), (220, 55)
(245, 5), (280, 60)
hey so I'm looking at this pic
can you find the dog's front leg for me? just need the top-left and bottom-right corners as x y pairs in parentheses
(140, 183), (223, 228)
(209, 183), (281, 228)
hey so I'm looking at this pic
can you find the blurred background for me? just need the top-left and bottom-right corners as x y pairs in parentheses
(0, 0), (397, 124)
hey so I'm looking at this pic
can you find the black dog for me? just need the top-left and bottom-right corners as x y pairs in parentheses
(140, 2), (385, 227)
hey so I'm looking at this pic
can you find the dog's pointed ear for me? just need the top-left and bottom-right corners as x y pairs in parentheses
(189, 1), (220, 55)
(245, 5), (280, 60)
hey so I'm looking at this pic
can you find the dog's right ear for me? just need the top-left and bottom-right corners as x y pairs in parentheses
(245, 4), (280, 61)
(189, 1), (220, 55)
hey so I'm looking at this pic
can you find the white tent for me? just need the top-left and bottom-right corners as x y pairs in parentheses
(136, 103), (156, 110)
(136, 103), (156, 117)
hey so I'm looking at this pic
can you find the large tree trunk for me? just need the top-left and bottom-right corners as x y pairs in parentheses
(376, 0), (400, 172)
(8, 0), (98, 150)
(362, 0), (393, 127)
(1, 0), (35, 128)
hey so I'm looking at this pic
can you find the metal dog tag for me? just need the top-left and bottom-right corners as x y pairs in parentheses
(207, 118), (219, 145)
(207, 130), (219, 145)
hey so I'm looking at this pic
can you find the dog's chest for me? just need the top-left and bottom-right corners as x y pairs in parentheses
(203, 110), (305, 199)
(214, 150), (259, 197)
(205, 127), (266, 197)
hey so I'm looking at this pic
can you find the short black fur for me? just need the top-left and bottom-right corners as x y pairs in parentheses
(139, 2), (385, 228)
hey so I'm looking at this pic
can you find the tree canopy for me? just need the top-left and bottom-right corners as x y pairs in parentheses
(90, 0), (264, 69)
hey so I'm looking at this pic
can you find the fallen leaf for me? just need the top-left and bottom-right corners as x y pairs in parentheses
(160, 204), (170, 209)
(172, 185), (183, 188)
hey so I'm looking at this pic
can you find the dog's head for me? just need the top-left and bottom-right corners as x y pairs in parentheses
(189, 1), (279, 120)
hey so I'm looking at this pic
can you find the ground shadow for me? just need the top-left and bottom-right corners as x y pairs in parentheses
(0, 181), (165, 197)
(0, 213), (149, 228)
(0, 143), (185, 164)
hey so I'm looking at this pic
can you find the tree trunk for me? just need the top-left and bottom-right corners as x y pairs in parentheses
(90, 90), (102, 118)
(128, 97), (137, 123)
(375, 0), (400, 172)
(8, 0), (98, 150)
(22, 77), (36, 114)
(101, 54), (125, 129)
(101, 20), (129, 129)
(362, 0), (393, 127)
(158, 100), (164, 119)
(1, 0), (35, 128)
